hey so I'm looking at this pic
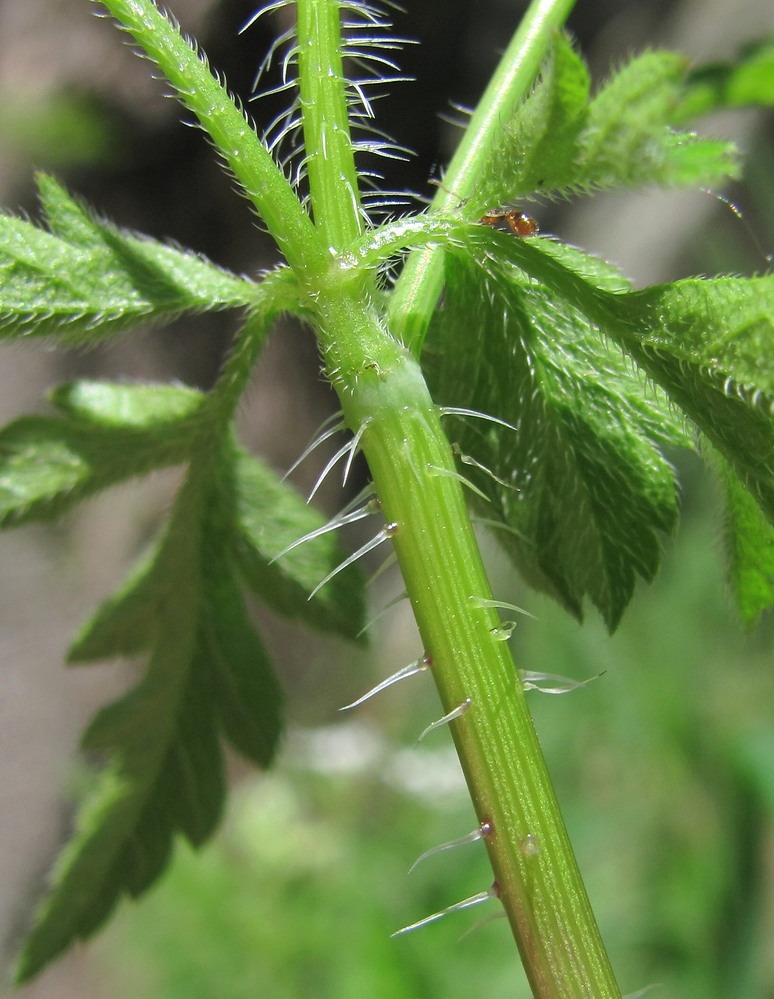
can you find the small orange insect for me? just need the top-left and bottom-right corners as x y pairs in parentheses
(480, 208), (538, 237)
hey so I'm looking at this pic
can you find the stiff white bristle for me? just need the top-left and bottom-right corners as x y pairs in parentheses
(468, 595), (536, 620)
(308, 525), (393, 600)
(339, 655), (430, 712)
(270, 493), (378, 564)
(281, 412), (345, 482)
(426, 464), (491, 502)
(519, 669), (606, 694)
(391, 884), (498, 938)
(439, 406), (516, 433)
(417, 698), (471, 743)
(408, 820), (492, 874)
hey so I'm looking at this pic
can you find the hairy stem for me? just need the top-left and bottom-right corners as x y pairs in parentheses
(313, 283), (621, 997)
(296, 0), (364, 248)
(388, 0), (577, 354)
(97, 0), (325, 275)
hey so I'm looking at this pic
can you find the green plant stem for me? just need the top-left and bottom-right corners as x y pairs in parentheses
(313, 284), (621, 998)
(97, 0), (326, 275)
(388, 0), (577, 354)
(296, 0), (364, 249)
(207, 269), (303, 429)
(298, 1), (619, 989)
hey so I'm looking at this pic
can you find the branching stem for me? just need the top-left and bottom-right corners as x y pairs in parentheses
(388, 0), (577, 354)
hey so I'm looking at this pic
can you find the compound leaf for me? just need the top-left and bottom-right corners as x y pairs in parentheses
(425, 234), (688, 629)
(0, 173), (255, 341)
(433, 228), (774, 623)
(14, 499), (225, 982)
(15, 448), (288, 982)
(473, 42), (739, 210)
(0, 383), (205, 528)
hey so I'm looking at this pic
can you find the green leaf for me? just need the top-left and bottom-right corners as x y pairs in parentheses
(0, 382), (205, 527)
(473, 33), (590, 209)
(16, 458), (286, 982)
(424, 235), (688, 629)
(199, 544), (283, 766)
(69, 436), (369, 665)
(50, 379), (206, 429)
(677, 38), (774, 120)
(623, 278), (774, 397)
(708, 445), (774, 625)
(67, 541), (163, 662)
(472, 44), (739, 208)
(609, 279), (774, 523)
(14, 524), (225, 982)
(0, 173), (254, 340)
(462, 228), (774, 531)
(576, 50), (739, 190)
(228, 446), (368, 642)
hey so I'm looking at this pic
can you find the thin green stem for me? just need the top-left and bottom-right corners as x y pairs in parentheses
(388, 0), (577, 354)
(207, 269), (303, 429)
(296, 0), (364, 249)
(97, 0), (325, 276)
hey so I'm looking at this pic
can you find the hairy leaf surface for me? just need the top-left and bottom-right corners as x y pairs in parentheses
(0, 382), (205, 527)
(0, 174), (254, 340)
(708, 445), (774, 625)
(432, 227), (774, 621)
(473, 40), (739, 211)
(424, 235), (688, 629)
